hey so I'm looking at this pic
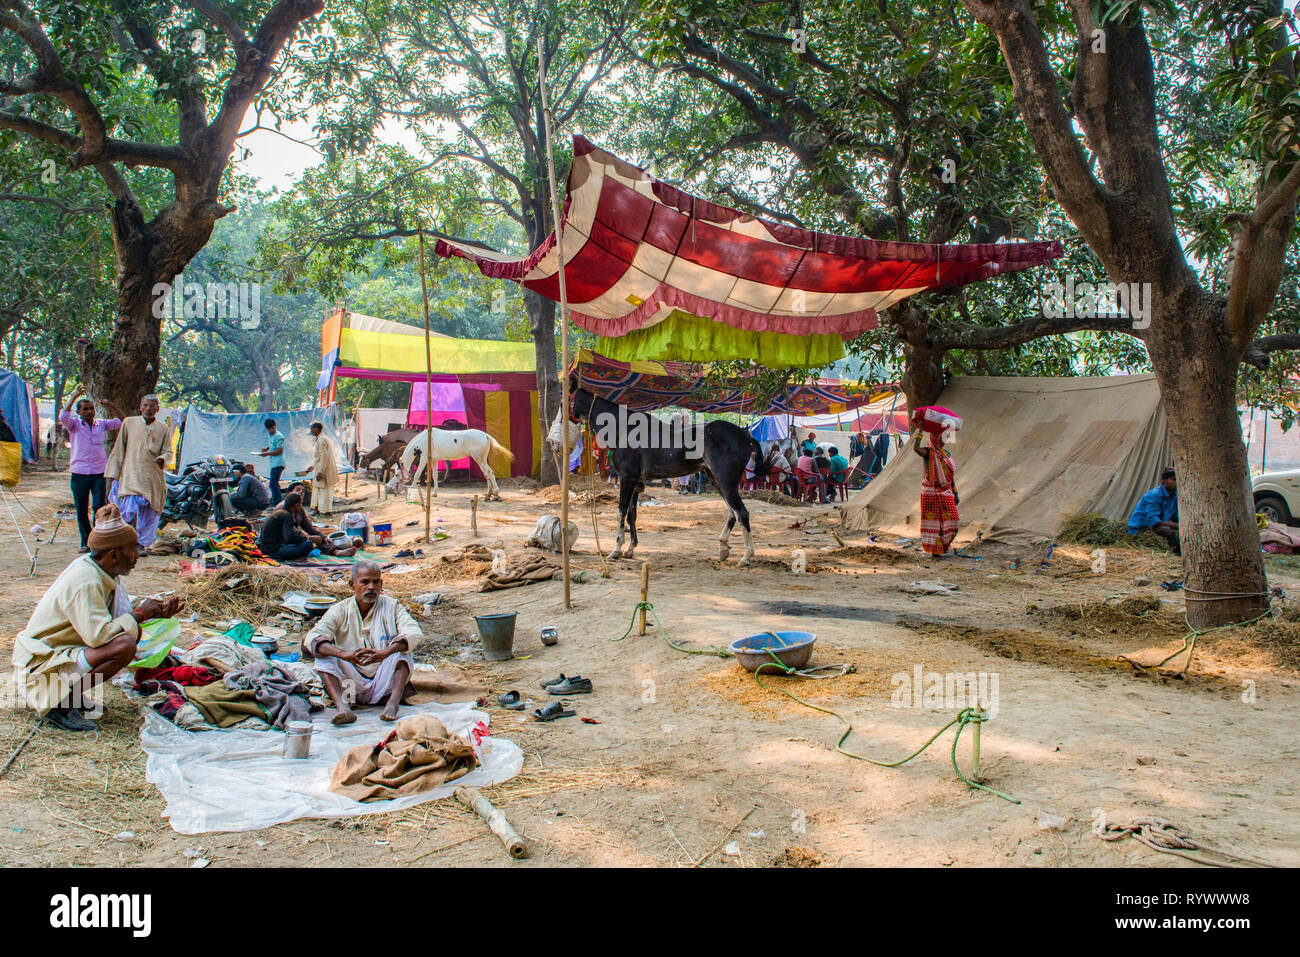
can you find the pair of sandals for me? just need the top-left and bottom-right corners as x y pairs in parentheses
(498, 673), (593, 721)
(394, 547), (426, 558)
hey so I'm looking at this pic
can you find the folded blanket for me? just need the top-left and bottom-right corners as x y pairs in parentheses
(223, 660), (314, 729)
(185, 683), (268, 728)
(330, 713), (479, 802)
(481, 553), (559, 591)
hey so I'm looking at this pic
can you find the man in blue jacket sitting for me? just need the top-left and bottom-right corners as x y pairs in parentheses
(1128, 467), (1179, 554)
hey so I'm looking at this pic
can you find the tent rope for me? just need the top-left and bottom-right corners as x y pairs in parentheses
(1097, 817), (1274, 868)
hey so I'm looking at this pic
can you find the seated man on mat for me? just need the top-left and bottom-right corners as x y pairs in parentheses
(11, 505), (184, 731)
(304, 560), (421, 724)
(231, 463), (271, 515)
(1128, 466), (1180, 555)
(258, 492), (356, 561)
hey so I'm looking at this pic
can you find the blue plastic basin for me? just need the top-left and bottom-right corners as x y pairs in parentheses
(729, 630), (816, 672)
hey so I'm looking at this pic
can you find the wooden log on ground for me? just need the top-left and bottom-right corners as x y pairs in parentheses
(454, 786), (527, 859)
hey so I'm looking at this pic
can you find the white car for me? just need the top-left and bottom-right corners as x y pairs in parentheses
(1252, 469), (1300, 525)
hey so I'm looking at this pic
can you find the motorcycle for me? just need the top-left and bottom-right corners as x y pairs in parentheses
(158, 454), (249, 532)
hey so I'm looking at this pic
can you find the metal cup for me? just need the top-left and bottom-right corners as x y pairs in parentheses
(540, 626), (558, 646)
(283, 720), (313, 759)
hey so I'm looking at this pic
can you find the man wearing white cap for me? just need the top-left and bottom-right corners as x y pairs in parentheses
(105, 394), (170, 547)
(10, 505), (184, 731)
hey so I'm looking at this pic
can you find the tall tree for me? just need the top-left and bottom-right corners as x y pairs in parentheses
(635, 0), (1139, 406)
(0, 0), (325, 412)
(286, 0), (633, 482)
(955, 0), (1300, 626)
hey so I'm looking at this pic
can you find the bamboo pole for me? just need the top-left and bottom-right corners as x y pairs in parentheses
(972, 691), (982, 782)
(418, 227), (434, 544)
(538, 38), (572, 610)
(454, 786), (527, 859)
(471, 494), (479, 536)
(639, 562), (650, 635)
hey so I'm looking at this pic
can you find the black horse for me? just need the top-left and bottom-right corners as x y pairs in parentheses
(569, 388), (771, 566)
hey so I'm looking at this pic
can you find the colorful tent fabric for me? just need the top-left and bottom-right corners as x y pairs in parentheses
(318, 310), (534, 391)
(407, 382), (540, 479)
(434, 136), (1064, 365)
(570, 349), (890, 416)
(0, 370), (39, 461)
(318, 310), (541, 478)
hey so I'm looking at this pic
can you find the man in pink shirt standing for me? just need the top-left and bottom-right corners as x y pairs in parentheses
(58, 385), (125, 552)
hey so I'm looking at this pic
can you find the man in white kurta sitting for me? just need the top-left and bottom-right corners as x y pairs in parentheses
(305, 560), (421, 725)
(10, 505), (184, 731)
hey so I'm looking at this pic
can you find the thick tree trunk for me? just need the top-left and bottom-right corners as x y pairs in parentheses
(890, 301), (946, 408)
(529, 289), (559, 484)
(1151, 296), (1269, 628)
(79, 196), (216, 415)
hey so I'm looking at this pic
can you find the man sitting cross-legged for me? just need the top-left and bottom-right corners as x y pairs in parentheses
(304, 560), (422, 725)
(11, 505), (184, 731)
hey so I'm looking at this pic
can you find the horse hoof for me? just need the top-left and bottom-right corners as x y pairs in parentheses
(738, 557), (752, 568)
(608, 550), (623, 560)
(718, 548), (731, 561)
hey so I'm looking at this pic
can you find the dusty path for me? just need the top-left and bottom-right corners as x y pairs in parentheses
(1, 468), (1297, 867)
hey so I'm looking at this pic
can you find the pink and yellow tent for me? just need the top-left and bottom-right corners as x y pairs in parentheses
(318, 309), (540, 478)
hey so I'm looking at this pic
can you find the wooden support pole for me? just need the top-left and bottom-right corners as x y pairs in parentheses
(454, 786), (527, 859)
(971, 692), (982, 782)
(639, 561), (650, 635)
(538, 37), (572, 610)
(471, 494), (479, 536)
(418, 227), (434, 545)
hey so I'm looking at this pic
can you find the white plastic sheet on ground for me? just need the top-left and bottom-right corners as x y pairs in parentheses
(142, 701), (524, 834)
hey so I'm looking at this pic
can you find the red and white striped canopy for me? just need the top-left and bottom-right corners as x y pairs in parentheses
(434, 136), (1063, 341)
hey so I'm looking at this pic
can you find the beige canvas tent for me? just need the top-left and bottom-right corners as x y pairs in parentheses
(840, 375), (1173, 546)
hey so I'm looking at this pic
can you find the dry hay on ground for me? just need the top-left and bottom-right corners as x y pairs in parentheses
(899, 619), (1154, 676)
(182, 565), (320, 624)
(0, 685), (162, 840)
(823, 544), (925, 566)
(1199, 618), (1300, 675)
(772, 845), (823, 867)
(1059, 512), (1171, 551)
(1032, 597), (1184, 639)
(479, 764), (645, 807)
(694, 648), (920, 715)
(741, 488), (811, 507)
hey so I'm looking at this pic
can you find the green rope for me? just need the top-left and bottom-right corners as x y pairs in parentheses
(614, 601), (1018, 802)
(613, 601), (733, 657)
(1155, 608), (1274, 674)
(753, 653), (1019, 804)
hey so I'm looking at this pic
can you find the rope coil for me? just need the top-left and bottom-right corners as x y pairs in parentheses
(615, 602), (1018, 803)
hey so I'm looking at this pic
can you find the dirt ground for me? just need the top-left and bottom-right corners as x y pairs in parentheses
(2, 467), (1298, 868)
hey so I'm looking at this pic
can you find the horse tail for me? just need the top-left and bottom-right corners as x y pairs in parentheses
(751, 435), (773, 476)
(487, 435), (515, 462)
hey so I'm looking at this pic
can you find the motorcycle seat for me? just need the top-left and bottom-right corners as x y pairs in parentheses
(164, 471), (185, 485)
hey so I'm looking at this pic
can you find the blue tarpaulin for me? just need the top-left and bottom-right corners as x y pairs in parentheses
(748, 415), (790, 442)
(0, 370), (38, 460)
(178, 405), (354, 476)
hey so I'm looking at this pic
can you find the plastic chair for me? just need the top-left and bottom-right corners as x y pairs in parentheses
(794, 467), (826, 503)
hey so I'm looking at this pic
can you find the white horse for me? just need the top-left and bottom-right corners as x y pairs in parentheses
(399, 427), (514, 501)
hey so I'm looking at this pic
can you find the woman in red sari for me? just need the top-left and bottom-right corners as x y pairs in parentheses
(913, 431), (959, 556)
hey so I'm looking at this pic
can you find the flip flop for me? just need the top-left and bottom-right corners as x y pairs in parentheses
(539, 672), (579, 690)
(498, 690), (526, 711)
(545, 677), (592, 695)
(532, 701), (576, 722)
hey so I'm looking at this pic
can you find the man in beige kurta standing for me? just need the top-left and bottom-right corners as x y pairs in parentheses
(298, 420), (340, 516)
(105, 394), (170, 547)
